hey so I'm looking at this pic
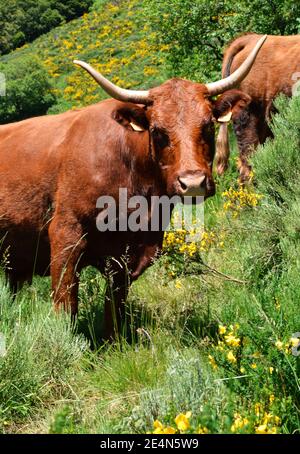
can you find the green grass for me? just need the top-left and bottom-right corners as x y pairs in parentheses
(0, 0), (300, 435)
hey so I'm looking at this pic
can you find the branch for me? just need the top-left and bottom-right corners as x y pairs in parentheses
(201, 261), (248, 284)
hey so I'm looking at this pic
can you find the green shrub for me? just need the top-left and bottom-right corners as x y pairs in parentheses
(0, 56), (56, 123)
(123, 350), (232, 433)
(0, 274), (87, 427)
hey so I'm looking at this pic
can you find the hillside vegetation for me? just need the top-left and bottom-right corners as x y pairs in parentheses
(0, 0), (299, 435)
(0, 0), (167, 123)
(0, 0), (93, 55)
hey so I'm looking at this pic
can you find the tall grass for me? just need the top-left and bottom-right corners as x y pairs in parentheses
(0, 273), (88, 432)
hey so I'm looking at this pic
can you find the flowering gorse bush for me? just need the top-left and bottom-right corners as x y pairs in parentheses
(222, 186), (263, 217)
(152, 412), (209, 434)
(163, 228), (224, 256)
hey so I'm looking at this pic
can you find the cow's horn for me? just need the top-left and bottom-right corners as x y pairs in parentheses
(205, 35), (267, 96)
(73, 60), (151, 105)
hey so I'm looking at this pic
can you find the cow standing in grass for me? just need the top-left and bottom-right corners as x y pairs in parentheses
(0, 35), (266, 338)
(216, 33), (300, 182)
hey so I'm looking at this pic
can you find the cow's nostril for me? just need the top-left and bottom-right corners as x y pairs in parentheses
(178, 177), (187, 191)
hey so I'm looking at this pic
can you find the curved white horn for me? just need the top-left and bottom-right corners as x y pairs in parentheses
(205, 35), (267, 96)
(73, 60), (151, 105)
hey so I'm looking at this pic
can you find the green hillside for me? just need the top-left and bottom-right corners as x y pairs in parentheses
(0, 0), (299, 435)
(0, 0), (168, 116)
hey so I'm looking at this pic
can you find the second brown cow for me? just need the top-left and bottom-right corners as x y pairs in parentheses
(216, 33), (300, 181)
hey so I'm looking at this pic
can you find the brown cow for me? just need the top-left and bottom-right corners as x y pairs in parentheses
(216, 33), (300, 182)
(0, 35), (266, 338)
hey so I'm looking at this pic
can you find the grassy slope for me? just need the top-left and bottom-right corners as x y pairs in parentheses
(0, 1), (299, 435)
(0, 0), (168, 114)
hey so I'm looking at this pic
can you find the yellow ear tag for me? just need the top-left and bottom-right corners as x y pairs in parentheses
(130, 122), (145, 132)
(218, 111), (232, 123)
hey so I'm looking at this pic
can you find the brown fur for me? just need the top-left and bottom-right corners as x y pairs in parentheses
(216, 33), (300, 180)
(0, 79), (247, 338)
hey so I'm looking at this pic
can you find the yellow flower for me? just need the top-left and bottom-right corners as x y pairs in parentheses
(255, 424), (268, 434)
(198, 426), (209, 434)
(262, 412), (273, 424)
(153, 427), (164, 434)
(175, 412), (192, 432)
(175, 280), (182, 289)
(256, 424), (277, 434)
(144, 67), (158, 76)
(231, 413), (249, 432)
(250, 363), (257, 369)
(269, 394), (275, 404)
(163, 427), (176, 434)
(224, 333), (241, 348)
(240, 366), (246, 373)
(254, 403), (262, 416)
(227, 351), (237, 363)
(275, 340), (283, 350)
(153, 419), (170, 434)
(219, 325), (227, 335)
(208, 354), (218, 370)
(290, 337), (300, 348)
(153, 420), (163, 430)
(274, 416), (281, 425)
(188, 243), (197, 256)
(222, 186), (262, 214)
(269, 367), (274, 375)
(216, 341), (225, 351)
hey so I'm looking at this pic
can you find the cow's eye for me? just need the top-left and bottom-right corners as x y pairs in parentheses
(151, 128), (169, 149)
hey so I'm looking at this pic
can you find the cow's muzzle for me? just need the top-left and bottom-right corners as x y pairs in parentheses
(177, 172), (208, 197)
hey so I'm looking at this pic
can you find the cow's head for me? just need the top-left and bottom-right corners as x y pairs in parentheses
(74, 35), (266, 200)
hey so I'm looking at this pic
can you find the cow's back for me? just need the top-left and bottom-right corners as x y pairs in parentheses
(0, 109), (81, 229)
(0, 99), (132, 228)
(225, 34), (300, 101)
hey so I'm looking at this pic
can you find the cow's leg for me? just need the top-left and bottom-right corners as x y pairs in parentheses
(7, 272), (32, 295)
(103, 264), (130, 341)
(49, 218), (86, 316)
(233, 105), (261, 183)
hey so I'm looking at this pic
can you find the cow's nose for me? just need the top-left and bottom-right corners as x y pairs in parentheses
(178, 173), (206, 196)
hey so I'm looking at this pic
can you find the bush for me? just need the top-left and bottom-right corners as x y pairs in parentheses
(124, 350), (232, 433)
(0, 274), (87, 426)
(0, 56), (56, 123)
(0, 0), (93, 55)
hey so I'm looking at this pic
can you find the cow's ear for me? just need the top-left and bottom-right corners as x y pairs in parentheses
(113, 104), (149, 132)
(212, 89), (252, 123)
